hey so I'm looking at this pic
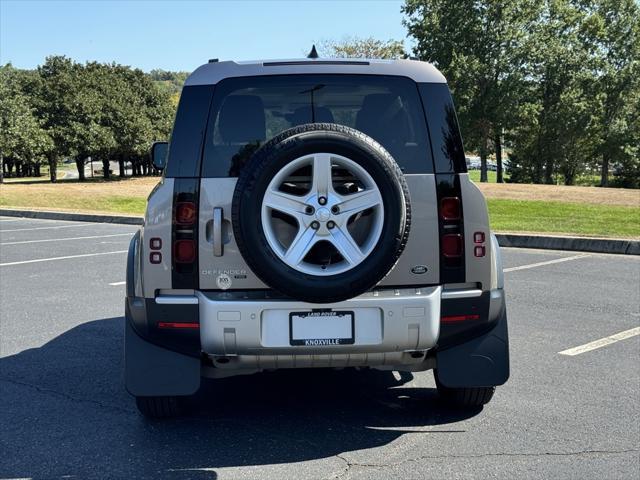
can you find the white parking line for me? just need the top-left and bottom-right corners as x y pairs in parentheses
(559, 327), (640, 356)
(504, 254), (589, 273)
(109, 281), (126, 286)
(0, 223), (98, 233)
(0, 250), (128, 267)
(0, 218), (22, 222)
(0, 233), (133, 245)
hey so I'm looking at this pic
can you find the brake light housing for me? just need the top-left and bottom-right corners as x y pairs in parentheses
(171, 179), (199, 288)
(436, 175), (465, 281)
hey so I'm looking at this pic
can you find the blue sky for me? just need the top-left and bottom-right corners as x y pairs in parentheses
(0, 0), (410, 71)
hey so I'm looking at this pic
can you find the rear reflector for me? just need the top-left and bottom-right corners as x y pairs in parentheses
(174, 239), (196, 263)
(175, 201), (197, 226)
(158, 322), (200, 329)
(442, 234), (463, 258)
(441, 314), (480, 323)
(440, 197), (461, 221)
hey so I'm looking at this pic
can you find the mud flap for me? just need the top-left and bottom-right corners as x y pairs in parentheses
(435, 300), (510, 388)
(124, 314), (200, 397)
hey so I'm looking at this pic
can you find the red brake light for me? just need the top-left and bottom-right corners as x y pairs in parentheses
(440, 197), (461, 221)
(442, 234), (463, 258)
(158, 322), (200, 329)
(174, 239), (196, 263)
(176, 202), (197, 226)
(441, 314), (480, 323)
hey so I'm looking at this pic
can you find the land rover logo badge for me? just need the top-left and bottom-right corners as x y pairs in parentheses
(216, 273), (232, 290)
(411, 265), (428, 274)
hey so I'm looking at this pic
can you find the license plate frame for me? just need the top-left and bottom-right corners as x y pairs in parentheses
(289, 310), (355, 346)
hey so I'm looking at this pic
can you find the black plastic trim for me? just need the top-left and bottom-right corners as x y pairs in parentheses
(126, 230), (139, 299)
(438, 291), (493, 348)
(124, 314), (200, 397)
(125, 296), (201, 357)
(436, 173), (466, 283)
(435, 292), (509, 388)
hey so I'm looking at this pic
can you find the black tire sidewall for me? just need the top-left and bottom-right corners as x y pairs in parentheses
(232, 124), (410, 303)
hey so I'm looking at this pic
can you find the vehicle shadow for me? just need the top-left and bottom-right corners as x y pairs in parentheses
(0, 317), (481, 479)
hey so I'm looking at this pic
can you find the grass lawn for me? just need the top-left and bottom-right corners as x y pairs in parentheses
(1, 176), (638, 238)
(0, 177), (151, 215)
(468, 170), (500, 183)
(487, 199), (639, 238)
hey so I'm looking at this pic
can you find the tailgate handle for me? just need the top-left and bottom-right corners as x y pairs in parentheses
(213, 207), (223, 257)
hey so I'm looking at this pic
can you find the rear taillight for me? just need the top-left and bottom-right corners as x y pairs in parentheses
(176, 201), (197, 225)
(436, 182), (464, 276)
(174, 239), (196, 263)
(171, 179), (199, 288)
(440, 197), (461, 221)
(442, 234), (463, 258)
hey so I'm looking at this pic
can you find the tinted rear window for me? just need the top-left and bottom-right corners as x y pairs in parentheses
(202, 75), (433, 177)
(165, 85), (214, 178)
(418, 83), (466, 174)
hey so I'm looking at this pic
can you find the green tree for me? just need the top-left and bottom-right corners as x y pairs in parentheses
(317, 36), (407, 59)
(508, 0), (596, 184)
(34, 56), (80, 182)
(0, 64), (52, 183)
(403, 0), (540, 182)
(582, 0), (640, 186)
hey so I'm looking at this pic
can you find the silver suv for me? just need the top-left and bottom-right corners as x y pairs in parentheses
(125, 57), (509, 418)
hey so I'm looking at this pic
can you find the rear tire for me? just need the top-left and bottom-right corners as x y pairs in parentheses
(135, 395), (183, 418)
(435, 374), (495, 407)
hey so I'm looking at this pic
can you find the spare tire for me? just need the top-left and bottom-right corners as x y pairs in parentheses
(232, 123), (411, 303)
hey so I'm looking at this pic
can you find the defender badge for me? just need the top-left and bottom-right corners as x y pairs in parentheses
(411, 265), (428, 274)
(216, 273), (232, 290)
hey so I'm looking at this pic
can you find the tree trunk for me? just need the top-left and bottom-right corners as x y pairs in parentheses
(544, 157), (554, 184)
(480, 137), (488, 183)
(0, 152), (3, 184)
(76, 156), (86, 181)
(102, 158), (110, 180)
(142, 161), (148, 176)
(49, 155), (57, 183)
(495, 130), (503, 183)
(119, 155), (126, 178)
(35, 164), (41, 177)
(600, 152), (609, 187)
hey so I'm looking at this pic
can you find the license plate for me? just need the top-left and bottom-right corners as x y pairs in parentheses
(289, 311), (355, 346)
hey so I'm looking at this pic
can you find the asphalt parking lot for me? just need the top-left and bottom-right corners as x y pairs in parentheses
(0, 215), (638, 480)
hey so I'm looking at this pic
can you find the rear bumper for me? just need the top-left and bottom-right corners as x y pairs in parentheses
(197, 287), (441, 357)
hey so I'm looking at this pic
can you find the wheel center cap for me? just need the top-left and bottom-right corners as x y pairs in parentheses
(316, 207), (331, 222)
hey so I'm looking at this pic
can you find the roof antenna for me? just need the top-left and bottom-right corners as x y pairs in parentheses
(307, 45), (319, 59)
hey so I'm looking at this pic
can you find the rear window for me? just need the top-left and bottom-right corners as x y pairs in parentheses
(202, 74), (433, 177)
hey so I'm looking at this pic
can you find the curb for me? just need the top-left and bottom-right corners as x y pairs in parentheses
(1, 208), (638, 255)
(0, 208), (143, 226)
(495, 233), (639, 256)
